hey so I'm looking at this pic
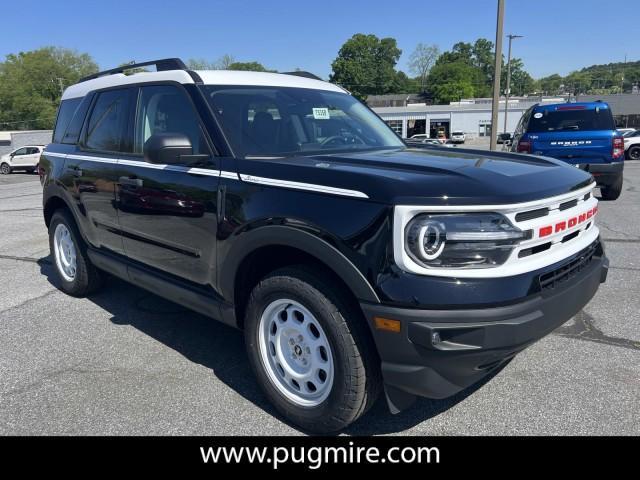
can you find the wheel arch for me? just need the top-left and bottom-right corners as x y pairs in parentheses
(220, 225), (380, 329)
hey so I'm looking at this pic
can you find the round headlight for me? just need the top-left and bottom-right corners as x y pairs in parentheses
(406, 219), (446, 261)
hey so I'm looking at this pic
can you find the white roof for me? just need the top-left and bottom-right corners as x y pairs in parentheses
(62, 69), (344, 100)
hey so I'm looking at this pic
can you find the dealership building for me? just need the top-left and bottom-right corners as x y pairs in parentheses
(369, 93), (640, 139)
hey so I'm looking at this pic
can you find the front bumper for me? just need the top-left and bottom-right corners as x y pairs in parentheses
(578, 161), (623, 188)
(361, 243), (608, 412)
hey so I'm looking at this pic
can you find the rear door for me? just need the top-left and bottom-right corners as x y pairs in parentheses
(526, 106), (615, 164)
(63, 87), (134, 255)
(115, 83), (220, 286)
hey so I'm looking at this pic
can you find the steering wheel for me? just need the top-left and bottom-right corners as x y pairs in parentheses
(320, 135), (365, 147)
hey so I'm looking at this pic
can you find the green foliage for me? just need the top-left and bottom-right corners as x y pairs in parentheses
(428, 61), (477, 103)
(227, 61), (276, 72)
(187, 54), (237, 70)
(0, 47), (98, 130)
(330, 34), (403, 100)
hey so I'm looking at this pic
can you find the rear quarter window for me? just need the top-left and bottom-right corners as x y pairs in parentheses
(52, 98), (82, 143)
(527, 107), (615, 133)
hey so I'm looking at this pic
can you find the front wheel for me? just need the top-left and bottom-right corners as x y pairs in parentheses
(628, 146), (640, 161)
(244, 267), (381, 433)
(0, 163), (10, 175)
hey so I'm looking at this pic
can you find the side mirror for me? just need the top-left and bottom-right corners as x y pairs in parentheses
(143, 133), (193, 165)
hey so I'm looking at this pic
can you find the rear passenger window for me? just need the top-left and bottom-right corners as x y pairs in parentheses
(134, 85), (209, 155)
(53, 98), (81, 143)
(85, 89), (131, 152)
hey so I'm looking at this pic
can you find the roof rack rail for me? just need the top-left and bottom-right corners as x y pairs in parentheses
(281, 71), (323, 81)
(78, 58), (188, 83)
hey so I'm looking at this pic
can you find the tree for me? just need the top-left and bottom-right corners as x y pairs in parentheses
(538, 74), (563, 95)
(0, 47), (98, 130)
(227, 61), (275, 72)
(427, 61), (476, 103)
(330, 33), (402, 100)
(187, 54), (236, 70)
(502, 58), (535, 96)
(408, 43), (440, 92)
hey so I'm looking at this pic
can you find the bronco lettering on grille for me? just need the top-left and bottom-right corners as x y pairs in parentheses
(538, 206), (598, 238)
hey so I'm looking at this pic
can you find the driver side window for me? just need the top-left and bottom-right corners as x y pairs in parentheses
(134, 85), (209, 156)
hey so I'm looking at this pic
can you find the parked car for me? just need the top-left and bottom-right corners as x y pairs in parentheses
(511, 102), (624, 200)
(617, 128), (636, 137)
(623, 129), (640, 160)
(41, 58), (608, 433)
(405, 138), (455, 148)
(0, 145), (44, 174)
(450, 130), (466, 144)
(409, 133), (429, 140)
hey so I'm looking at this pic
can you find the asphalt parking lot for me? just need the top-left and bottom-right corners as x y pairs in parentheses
(0, 165), (638, 436)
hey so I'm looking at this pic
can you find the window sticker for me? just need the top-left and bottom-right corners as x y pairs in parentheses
(312, 107), (330, 120)
(533, 112), (543, 119)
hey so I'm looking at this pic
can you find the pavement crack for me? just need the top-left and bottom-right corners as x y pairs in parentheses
(0, 288), (58, 315)
(601, 238), (640, 244)
(555, 310), (640, 351)
(0, 254), (50, 264)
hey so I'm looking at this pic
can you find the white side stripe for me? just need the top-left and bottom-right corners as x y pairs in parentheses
(239, 173), (368, 199)
(44, 152), (369, 198)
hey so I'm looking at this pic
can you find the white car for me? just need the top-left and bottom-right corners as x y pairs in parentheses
(409, 133), (429, 140)
(450, 130), (466, 144)
(0, 145), (44, 174)
(623, 130), (640, 160)
(617, 128), (636, 137)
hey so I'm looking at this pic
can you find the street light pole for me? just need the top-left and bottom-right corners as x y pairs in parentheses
(490, 0), (505, 151)
(503, 34), (523, 137)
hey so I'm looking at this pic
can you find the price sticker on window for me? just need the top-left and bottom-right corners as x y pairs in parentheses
(312, 108), (330, 120)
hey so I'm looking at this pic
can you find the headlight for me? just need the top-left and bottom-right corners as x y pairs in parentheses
(404, 213), (530, 269)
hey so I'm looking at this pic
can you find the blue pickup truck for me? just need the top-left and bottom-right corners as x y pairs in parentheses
(511, 101), (624, 200)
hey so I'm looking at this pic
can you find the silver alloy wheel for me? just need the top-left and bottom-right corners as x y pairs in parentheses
(53, 223), (77, 282)
(0, 164), (9, 175)
(258, 299), (334, 407)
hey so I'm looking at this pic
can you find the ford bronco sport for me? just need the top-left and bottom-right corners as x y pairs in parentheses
(41, 59), (608, 433)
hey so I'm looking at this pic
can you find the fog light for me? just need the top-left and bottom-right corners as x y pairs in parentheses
(432, 331), (441, 345)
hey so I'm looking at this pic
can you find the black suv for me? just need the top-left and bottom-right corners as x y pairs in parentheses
(41, 59), (608, 433)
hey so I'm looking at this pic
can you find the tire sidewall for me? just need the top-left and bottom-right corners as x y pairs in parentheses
(49, 211), (85, 295)
(245, 274), (357, 428)
(0, 163), (10, 175)
(629, 147), (640, 161)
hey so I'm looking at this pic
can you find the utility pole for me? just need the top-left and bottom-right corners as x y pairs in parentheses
(621, 54), (626, 94)
(490, 0), (505, 151)
(503, 34), (523, 136)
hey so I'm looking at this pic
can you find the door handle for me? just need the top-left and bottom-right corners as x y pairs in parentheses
(118, 176), (143, 187)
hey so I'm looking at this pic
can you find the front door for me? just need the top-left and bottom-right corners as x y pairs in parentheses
(115, 84), (219, 287)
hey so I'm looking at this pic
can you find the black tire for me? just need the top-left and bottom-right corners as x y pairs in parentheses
(601, 175), (623, 201)
(244, 266), (381, 433)
(0, 163), (11, 175)
(48, 209), (103, 296)
(628, 146), (640, 161)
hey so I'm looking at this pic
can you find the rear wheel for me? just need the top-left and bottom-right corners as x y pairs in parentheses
(244, 266), (381, 433)
(0, 163), (10, 175)
(628, 146), (640, 161)
(49, 209), (103, 296)
(600, 175), (623, 201)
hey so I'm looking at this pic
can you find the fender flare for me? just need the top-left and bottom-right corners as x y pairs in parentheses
(219, 225), (380, 304)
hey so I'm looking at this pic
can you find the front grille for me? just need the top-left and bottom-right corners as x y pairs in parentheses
(539, 241), (599, 290)
(515, 207), (549, 222)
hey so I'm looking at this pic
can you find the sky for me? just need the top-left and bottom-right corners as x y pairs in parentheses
(2, 0), (638, 80)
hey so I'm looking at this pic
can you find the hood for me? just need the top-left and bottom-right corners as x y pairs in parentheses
(238, 147), (594, 206)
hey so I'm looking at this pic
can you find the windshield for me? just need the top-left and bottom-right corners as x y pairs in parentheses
(200, 85), (404, 158)
(527, 108), (615, 133)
